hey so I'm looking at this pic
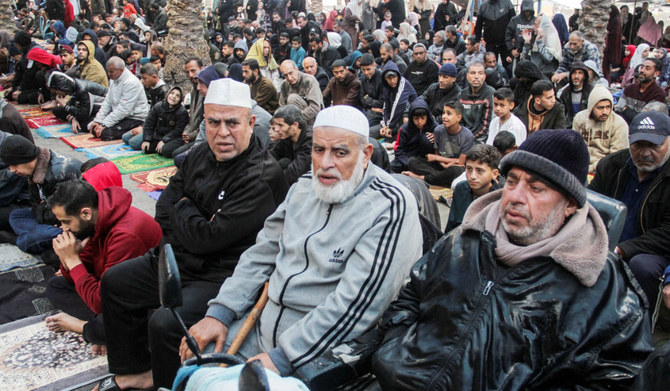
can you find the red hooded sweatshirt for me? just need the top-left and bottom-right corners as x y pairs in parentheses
(82, 161), (123, 191)
(61, 186), (162, 313)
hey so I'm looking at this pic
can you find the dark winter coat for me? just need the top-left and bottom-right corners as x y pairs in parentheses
(47, 71), (107, 125)
(381, 61), (417, 130)
(142, 87), (189, 144)
(474, 0), (516, 45)
(394, 98), (436, 167)
(421, 81), (461, 123)
(269, 126), (312, 185)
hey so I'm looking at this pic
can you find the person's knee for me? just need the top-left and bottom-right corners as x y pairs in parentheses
(287, 94), (307, 108)
(628, 254), (657, 278)
(100, 262), (127, 299)
(45, 276), (66, 303)
(148, 307), (179, 342)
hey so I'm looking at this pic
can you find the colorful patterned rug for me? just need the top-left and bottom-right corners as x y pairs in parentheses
(60, 134), (122, 149)
(34, 124), (74, 139)
(0, 244), (42, 272)
(111, 154), (174, 174)
(17, 107), (54, 119)
(75, 143), (142, 160)
(129, 166), (178, 191)
(26, 116), (67, 129)
(0, 313), (108, 391)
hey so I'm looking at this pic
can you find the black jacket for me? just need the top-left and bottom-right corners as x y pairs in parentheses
(505, 0), (535, 52)
(433, 0), (458, 31)
(421, 82), (461, 123)
(394, 98), (436, 168)
(270, 127), (312, 185)
(360, 68), (384, 110)
(372, 224), (653, 390)
(404, 59), (439, 96)
(474, 0), (516, 45)
(142, 87), (189, 144)
(557, 61), (593, 128)
(589, 149), (670, 260)
(155, 135), (288, 281)
(315, 46), (341, 77)
(47, 71), (107, 125)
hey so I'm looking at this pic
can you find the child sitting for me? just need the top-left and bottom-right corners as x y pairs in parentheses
(123, 87), (188, 158)
(445, 144), (502, 232)
(485, 87), (527, 146)
(392, 97), (437, 173)
(403, 101), (474, 187)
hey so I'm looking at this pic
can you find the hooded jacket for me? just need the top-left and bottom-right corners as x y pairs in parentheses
(421, 80), (461, 123)
(61, 186), (162, 314)
(372, 189), (653, 390)
(381, 61), (418, 130)
(82, 161), (122, 191)
(572, 85), (628, 173)
(47, 71), (107, 125)
(505, 0), (535, 52)
(394, 98), (437, 167)
(230, 40), (248, 65)
(269, 125), (312, 185)
(75, 40), (109, 88)
(512, 60), (545, 107)
(93, 67), (149, 128)
(474, 0), (516, 44)
(433, 0), (458, 31)
(558, 60), (592, 127)
(323, 69), (361, 108)
(142, 86), (189, 144)
(459, 82), (495, 144)
(29, 148), (82, 225)
(76, 29), (109, 67)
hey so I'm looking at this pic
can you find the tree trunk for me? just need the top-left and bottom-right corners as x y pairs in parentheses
(163, 0), (212, 93)
(311, 0), (323, 14)
(579, 0), (608, 58)
(0, 0), (17, 33)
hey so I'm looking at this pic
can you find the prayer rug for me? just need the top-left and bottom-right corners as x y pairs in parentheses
(26, 116), (67, 129)
(429, 186), (453, 202)
(0, 244), (42, 272)
(60, 134), (122, 149)
(111, 154), (173, 174)
(0, 264), (55, 325)
(0, 313), (108, 390)
(34, 124), (74, 139)
(129, 166), (178, 191)
(76, 143), (142, 160)
(18, 107), (54, 119)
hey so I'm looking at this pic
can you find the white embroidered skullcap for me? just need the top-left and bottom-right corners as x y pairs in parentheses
(203, 78), (252, 109)
(313, 105), (369, 138)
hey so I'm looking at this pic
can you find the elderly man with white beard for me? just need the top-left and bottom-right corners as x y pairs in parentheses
(181, 105), (423, 376)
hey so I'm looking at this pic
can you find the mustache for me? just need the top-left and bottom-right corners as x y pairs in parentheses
(636, 157), (655, 163)
(504, 204), (530, 220)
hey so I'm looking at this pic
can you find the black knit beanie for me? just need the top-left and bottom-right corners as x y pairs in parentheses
(13, 31), (31, 50)
(500, 129), (589, 207)
(1, 135), (39, 165)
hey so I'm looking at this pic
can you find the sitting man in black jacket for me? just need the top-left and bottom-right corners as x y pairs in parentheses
(47, 71), (107, 134)
(589, 111), (670, 314)
(269, 104), (312, 185)
(98, 78), (288, 390)
(373, 129), (653, 390)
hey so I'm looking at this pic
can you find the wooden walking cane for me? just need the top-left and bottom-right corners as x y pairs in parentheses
(226, 282), (270, 356)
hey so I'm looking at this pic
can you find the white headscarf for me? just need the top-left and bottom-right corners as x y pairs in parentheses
(345, 0), (363, 18)
(398, 22), (417, 45)
(373, 29), (385, 42)
(327, 32), (342, 48)
(538, 16), (562, 62)
(629, 43), (650, 70)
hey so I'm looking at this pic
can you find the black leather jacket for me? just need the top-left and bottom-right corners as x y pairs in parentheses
(372, 228), (653, 390)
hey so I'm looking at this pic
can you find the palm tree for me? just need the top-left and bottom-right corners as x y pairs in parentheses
(163, 0), (212, 92)
(579, 0), (608, 56)
(0, 0), (17, 33)
(311, 0), (323, 14)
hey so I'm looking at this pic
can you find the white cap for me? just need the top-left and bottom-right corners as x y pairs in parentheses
(313, 106), (369, 138)
(203, 78), (252, 109)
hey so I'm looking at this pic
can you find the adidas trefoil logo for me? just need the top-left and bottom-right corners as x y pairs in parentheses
(638, 117), (655, 130)
(329, 248), (345, 264)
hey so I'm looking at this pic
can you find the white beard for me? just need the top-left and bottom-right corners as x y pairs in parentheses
(312, 154), (366, 204)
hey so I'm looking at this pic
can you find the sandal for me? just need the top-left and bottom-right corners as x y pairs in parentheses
(97, 375), (152, 391)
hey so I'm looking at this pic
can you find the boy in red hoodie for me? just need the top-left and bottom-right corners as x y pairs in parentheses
(44, 179), (161, 351)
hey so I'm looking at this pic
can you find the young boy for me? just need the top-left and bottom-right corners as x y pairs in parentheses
(290, 36), (306, 71)
(485, 87), (527, 146)
(404, 101), (474, 188)
(445, 144), (502, 232)
(392, 98), (437, 173)
(450, 130), (516, 188)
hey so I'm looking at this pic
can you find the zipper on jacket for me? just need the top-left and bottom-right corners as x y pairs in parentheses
(639, 180), (662, 235)
(482, 281), (494, 295)
(272, 204), (333, 346)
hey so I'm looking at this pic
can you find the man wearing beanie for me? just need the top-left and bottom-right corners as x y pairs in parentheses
(183, 105), (422, 381)
(421, 62), (461, 123)
(589, 111), (670, 315)
(373, 129), (653, 389)
(1, 135), (81, 254)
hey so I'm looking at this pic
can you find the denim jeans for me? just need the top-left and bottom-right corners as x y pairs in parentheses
(9, 208), (62, 253)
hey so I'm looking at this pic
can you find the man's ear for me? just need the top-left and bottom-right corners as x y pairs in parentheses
(362, 143), (374, 167)
(80, 207), (93, 222)
(564, 198), (578, 218)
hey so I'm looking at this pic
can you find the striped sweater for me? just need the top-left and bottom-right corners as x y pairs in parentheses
(206, 163), (423, 375)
